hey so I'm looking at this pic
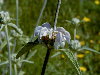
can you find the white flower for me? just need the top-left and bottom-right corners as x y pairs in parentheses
(72, 18), (80, 24)
(70, 40), (81, 50)
(0, 11), (10, 24)
(34, 22), (71, 49)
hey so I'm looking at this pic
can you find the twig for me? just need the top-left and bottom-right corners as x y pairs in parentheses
(54, 0), (61, 30)
(41, 48), (51, 75)
(30, 0), (47, 42)
(5, 25), (12, 75)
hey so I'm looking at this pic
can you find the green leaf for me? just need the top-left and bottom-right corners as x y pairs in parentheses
(26, 50), (37, 60)
(16, 36), (38, 59)
(20, 60), (34, 64)
(0, 61), (8, 66)
(50, 52), (61, 58)
(59, 49), (82, 75)
(8, 23), (23, 34)
(79, 46), (100, 54)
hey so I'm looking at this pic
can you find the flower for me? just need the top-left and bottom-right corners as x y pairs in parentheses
(85, 51), (90, 54)
(90, 40), (94, 44)
(60, 54), (65, 59)
(75, 35), (80, 39)
(34, 22), (71, 49)
(95, 0), (100, 5)
(83, 17), (91, 22)
(80, 41), (85, 46)
(70, 40), (81, 50)
(79, 66), (87, 72)
(72, 18), (80, 24)
(0, 11), (10, 24)
(77, 54), (84, 58)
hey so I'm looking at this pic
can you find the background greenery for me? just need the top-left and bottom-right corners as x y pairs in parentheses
(0, 0), (100, 75)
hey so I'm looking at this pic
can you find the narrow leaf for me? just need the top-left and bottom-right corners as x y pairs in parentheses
(59, 49), (82, 75)
(0, 61), (8, 66)
(8, 23), (23, 34)
(79, 46), (100, 54)
(50, 52), (61, 58)
(16, 36), (38, 59)
(26, 50), (37, 60)
(21, 60), (34, 64)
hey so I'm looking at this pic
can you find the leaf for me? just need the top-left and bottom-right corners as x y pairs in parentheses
(79, 46), (100, 54)
(59, 49), (82, 75)
(8, 23), (23, 34)
(0, 61), (8, 66)
(0, 40), (7, 50)
(20, 60), (34, 64)
(16, 36), (38, 59)
(50, 52), (61, 58)
(26, 49), (37, 60)
(0, 24), (5, 31)
(0, 37), (12, 50)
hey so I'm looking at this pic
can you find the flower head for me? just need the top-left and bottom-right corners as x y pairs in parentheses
(79, 66), (87, 72)
(0, 11), (10, 24)
(95, 0), (100, 5)
(72, 18), (80, 25)
(34, 22), (71, 49)
(70, 40), (81, 50)
(83, 17), (91, 22)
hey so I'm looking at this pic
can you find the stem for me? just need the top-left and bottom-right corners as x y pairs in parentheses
(14, 64), (17, 75)
(74, 28), (76, 40)
(41, 48), (51, 75)
(5, 25), (12, 75)
(30, 0), (47, 42)
(54, 0), (61, 30)
(16, 0), (19, 26)
(12, 0), (19, 53)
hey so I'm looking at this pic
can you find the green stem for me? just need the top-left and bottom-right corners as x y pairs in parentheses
(16, 0), (19, 27)
(30, 0), (47, 41)
(54, 0), (61, 30)
(14, 64), (17, 75)
(5, 25), (12, 75)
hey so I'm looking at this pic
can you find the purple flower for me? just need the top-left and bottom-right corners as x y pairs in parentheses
(34, 22), (71, 49)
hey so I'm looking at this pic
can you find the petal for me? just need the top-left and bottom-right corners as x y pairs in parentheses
(64, 31), (71, 44)
(54, 42), (60, 49)
(56, 27), (66, 33)
(57, 27), (71, 44)
(55, 32), (62, 43)
(39, 27), (48, 39)
(48, 28), (53, 39)
(42, 22), (51, 29)
(34, 26), (42, 36)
